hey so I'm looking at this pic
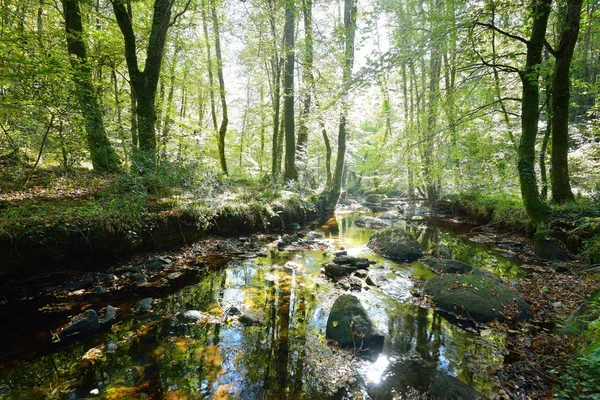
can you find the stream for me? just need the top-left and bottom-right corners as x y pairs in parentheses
(0, 204), (534, 399)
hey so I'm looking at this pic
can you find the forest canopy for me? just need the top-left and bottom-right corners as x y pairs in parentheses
(0, 0), (599, 218)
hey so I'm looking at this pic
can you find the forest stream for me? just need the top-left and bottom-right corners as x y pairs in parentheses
(0, 201), (537, 399)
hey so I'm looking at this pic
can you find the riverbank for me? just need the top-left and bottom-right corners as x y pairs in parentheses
(0, 168), (327, 273)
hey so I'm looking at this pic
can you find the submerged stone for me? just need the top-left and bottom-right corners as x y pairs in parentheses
(326, 294), (384, 355)
(367, 227), (423, 261)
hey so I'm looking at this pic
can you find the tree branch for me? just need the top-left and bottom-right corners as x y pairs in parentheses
(474, 22), (529, 46)
(168, 0), (192, 28)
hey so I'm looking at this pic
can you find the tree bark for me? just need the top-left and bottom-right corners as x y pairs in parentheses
(63, 0), (120, 172)
(324, 0), (356, 208)
(551, 0), (582, 203)
(517, 0), (552, 226)
(296, 0), (313, 161)
(211, 0), (228, 175)
(283, 0), (297, 181)
(111, 0), (180, 173)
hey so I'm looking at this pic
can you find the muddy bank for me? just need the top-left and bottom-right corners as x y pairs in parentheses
(0, 195), (328, 273)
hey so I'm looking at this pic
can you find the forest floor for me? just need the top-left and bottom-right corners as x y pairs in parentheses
(1, 166), (600, 398)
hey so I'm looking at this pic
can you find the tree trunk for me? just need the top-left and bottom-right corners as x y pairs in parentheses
(551, 0), (582, 203)
(324, 0), (356, 208)
(211, 0), (228, 175)
(201, 0), (218, 135)
(283, 0), (297, 181)
(296, 0), (313, 161)
(63, 0), (120, 173)
(517, 0), (552, 225)
(111, 0), (179, 173)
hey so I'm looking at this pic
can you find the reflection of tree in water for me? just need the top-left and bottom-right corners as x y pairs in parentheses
(239, 265), (317, 398)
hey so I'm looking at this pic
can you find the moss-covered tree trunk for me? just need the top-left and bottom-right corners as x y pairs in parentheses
(517, 0), (552, 225)
(551, 0), (582, 204)
(111, 0), (178, 173)
(63, 0), (120, 173)
(296, 0), (313, 164)
(211, 0), (228, 175)
(283, 0), (297, 181)
(323, 0), (356, 208)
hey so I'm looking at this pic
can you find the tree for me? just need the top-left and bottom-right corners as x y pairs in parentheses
(62, 0), (120, 172)
(517, 0), (552, 225)
(211, 0), (228, 175)
(283, 0), (297, 181)
(110, 0), (190, 173)
(323, 0), (356, 207)
(550, 0), (583, 203)
(296, 0), (313, 165)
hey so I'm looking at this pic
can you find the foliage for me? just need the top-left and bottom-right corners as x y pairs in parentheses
(558, 298), (600, 399)
(445, 191), (528, 231)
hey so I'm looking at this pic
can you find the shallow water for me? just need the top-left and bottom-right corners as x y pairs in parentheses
(0, 210), (526, 399)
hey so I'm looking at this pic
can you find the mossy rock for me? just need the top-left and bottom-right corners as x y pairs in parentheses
(367, 226), (423, 262)
(419, 258), (473, 275)
(326, 294), (384, 355)
(365, 193), (385, 203)
(355, 216), (391, 229)
(428, 372), (483, 400)
(423, 274), (530, 323)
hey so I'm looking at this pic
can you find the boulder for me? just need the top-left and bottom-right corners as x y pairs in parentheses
(324, 263), (358, 279)
(423, 274), (529, 323)
(333, 255), (371, 269)
(354, 216), (391, 229)
(146, 256), (173, 270)
(367, 227), (423, 262)
(103, 305), (117, 323)
(432, 245), (452, 259)
(419, 258), (473, 275)
(65, 277), (93, 291)
(428, 372), (483, 400)
(58, 309), (100, 339)
(365, 194), (385, 204)
(177, 310), (204, 323)
(326, 294), (384, 355)
(534, 236), (568, 261)
(137, 297), (153, 311)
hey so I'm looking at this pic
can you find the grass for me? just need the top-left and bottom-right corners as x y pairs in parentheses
(0, 164), (322, 247)
(444, 191), (529, 231)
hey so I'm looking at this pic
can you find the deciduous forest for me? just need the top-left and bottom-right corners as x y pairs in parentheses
(1, 0), (599, 398)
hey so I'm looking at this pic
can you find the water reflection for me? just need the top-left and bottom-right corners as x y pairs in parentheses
(0, 212), (520, 399)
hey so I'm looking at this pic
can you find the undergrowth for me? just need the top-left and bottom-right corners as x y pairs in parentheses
(445, 191), (529, 231)
(558, 297), (600, 399)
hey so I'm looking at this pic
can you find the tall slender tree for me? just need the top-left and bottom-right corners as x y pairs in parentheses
(324, 0), (356, 207)
(283, 0), (297, 181)
(62, 0), (120, 172)
(211, 0), (228, 175)
(550, 0), (583, 203)
(517, 0), (552, 225)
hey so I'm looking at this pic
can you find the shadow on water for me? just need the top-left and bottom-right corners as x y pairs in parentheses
(0, 211), (522, 399)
